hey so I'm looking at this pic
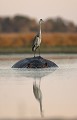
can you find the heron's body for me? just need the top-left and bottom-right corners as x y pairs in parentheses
(32, 34), (41, 52)
(32, 19), (43, 57)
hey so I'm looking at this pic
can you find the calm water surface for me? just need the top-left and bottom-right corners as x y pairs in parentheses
(0, 54), (77, 119)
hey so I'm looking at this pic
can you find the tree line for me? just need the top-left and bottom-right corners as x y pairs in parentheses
(0, 15), (77, 33)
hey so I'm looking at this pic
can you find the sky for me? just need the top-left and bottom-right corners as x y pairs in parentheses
(0, 0), (77, 24)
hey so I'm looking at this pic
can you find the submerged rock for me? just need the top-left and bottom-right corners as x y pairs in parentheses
(12, 56), (58, 68)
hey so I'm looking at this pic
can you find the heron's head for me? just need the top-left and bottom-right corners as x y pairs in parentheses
(39, 19), (44, 24)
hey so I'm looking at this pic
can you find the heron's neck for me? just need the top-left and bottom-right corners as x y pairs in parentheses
(39, 22), (41, 39)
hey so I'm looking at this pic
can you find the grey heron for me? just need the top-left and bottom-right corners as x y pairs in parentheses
(32, 19), (44, 57)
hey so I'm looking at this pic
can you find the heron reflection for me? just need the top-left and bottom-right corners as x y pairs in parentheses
(12, 67), (57, 117)
(33, 78), (43, 117)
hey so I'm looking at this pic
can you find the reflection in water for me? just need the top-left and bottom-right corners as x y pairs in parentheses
(15, 67), (57, 117)
(31, 67), (57, 117)
(33, 78), (43, 117)
(0, 67), (57, 78)
(0, 65), (57, 118)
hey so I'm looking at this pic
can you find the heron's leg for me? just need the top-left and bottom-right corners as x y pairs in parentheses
(34, 77), (36, 83)
(34, 51), (35, 57)
(39, 47), (40, 56)
(39, 78), (41, 88)
(33, 77), (36, 86)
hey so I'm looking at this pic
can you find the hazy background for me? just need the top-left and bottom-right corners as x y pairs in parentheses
(0, 0), (77, 53)
(0, 0), (77, 119)
(0, 0), (77, 23)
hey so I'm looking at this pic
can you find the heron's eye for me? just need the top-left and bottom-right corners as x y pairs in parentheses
(40, 19), (42, 21)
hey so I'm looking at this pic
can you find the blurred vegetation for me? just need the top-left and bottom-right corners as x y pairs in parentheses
(0, 15), (77, 53)
(0, 33), (77, 53)
(0, 15), (77, 33)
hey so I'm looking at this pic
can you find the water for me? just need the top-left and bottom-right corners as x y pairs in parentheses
(0, 54), (77, 119)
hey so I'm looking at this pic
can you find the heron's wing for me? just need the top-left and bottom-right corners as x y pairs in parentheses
(32, 34), (39, 46)
(32, 34), (39, 51)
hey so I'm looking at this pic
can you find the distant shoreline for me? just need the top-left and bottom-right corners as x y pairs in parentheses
(0, 46), (77, 54)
